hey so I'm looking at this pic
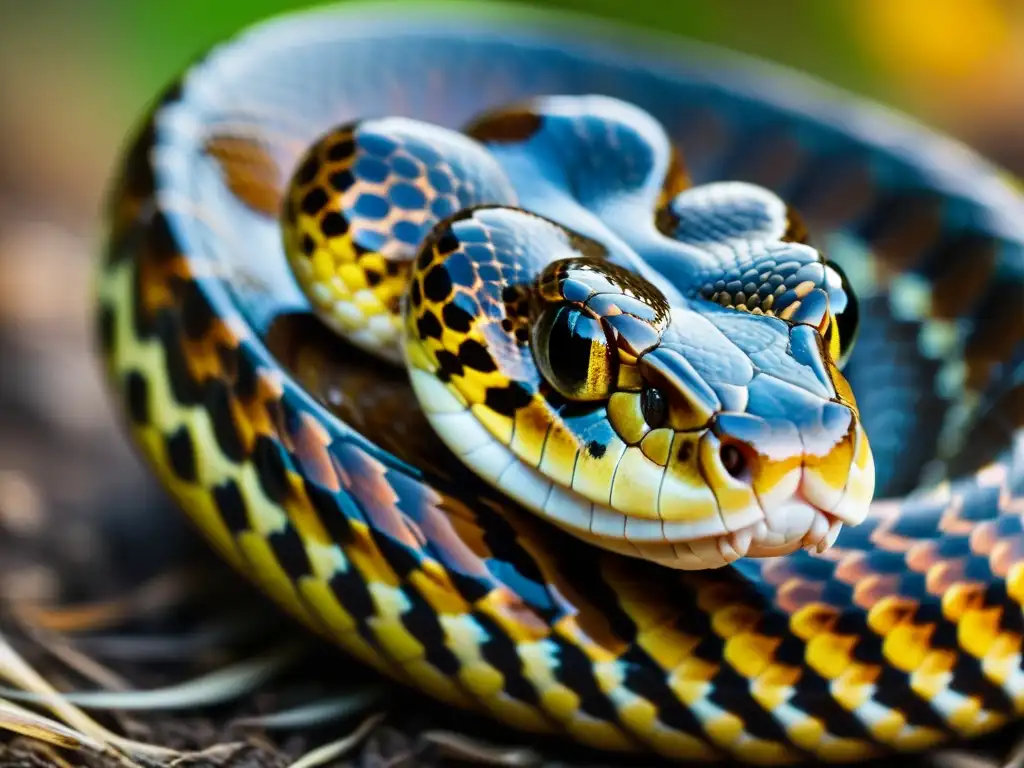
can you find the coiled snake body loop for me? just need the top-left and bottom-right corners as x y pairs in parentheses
(96, 3), (1024, 763)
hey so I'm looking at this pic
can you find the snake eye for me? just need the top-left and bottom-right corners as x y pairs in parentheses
(640, 386), (667, 428)
(824, 262), (860, 368)
(532, 303), (617, 401)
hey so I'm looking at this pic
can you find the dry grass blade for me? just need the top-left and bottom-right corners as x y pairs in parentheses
(419, 730), (542, 766)
(287, 712), (385, 768)
(0, 697), (106, 751)
(1005, 736), (1024, 768)
(0, 629), (178, 758)
(0, 639), (308, 710)
(930, 750), (999, 768)
(0, 697), (142, 767)
(233, 685), (388, 729)
(13, 612), (131, 691)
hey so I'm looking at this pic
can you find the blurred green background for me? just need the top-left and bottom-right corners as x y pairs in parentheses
(2, 0), (1022, 224)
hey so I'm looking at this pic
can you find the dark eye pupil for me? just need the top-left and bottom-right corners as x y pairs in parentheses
(835, 289), (859, 361)
(533, 304), (616, 401)
(640, 387), (667, 428)
(720, 444), (746, 478)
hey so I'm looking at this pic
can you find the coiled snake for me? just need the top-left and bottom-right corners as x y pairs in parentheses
(95, 2), (1024, 763)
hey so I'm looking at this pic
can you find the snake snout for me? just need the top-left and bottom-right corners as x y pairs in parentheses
(709, 389), (874, 558)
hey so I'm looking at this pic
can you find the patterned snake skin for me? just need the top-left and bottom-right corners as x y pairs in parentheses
(95, 3), (1024, 763)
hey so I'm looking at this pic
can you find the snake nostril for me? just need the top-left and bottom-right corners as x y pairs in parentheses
(720, 443), (748, 480)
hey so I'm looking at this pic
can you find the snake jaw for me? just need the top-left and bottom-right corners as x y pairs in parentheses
(746, 421), (872, 557)
(740, 424), (873, 558)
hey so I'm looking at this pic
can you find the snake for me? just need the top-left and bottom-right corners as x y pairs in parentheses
(94, 2), (1024, 763)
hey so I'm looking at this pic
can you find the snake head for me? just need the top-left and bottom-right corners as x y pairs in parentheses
(633, 303), (874, 566)
(406, 206), (874, 571)
(529, 248), (874, 568)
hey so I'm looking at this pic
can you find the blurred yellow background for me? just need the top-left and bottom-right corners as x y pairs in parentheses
(3, 0), (1022, 227)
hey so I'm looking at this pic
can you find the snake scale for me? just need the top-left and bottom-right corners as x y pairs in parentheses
(94, 2), (1024, 763)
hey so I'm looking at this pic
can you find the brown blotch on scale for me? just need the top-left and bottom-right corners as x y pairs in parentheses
(204, 135), (285, 217)
(416, 310), (443, 341)
(294, 154), (320, 186)
(926, 235), (997, 320)
(963, 295), (1024, 392)
(863, 193), (943, 276)
(165, 426), (198, 483)
(458, 339), (497, 373)
(656, 147), (691, 209)
(124, 370), (149, 424)
(328, 169), (355, 193)
(484, 383), (533, 416)
(783, 207), (810, 244)
(291, 412), (342, 494)
(466, 109), (543, 144)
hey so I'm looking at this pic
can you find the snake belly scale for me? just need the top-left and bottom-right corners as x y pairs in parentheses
(95, 3), (1024, 763)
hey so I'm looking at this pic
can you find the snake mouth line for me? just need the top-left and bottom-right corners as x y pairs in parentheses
(656, 502), (843, 569)
(742, 496), (845, 560)
(409, 357), (873, 570)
